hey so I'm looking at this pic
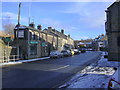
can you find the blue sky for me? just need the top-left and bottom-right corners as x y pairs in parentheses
(1, 2), (113, 40)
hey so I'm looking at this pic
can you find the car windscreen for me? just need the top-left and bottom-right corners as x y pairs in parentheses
(50, 51), (57, 54)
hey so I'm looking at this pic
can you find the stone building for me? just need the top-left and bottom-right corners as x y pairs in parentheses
(105, 0), (120, 61)
(13, 23), (74, 59)
(0, 31), (15, 62)
(43, 27), (74, 51)
(14, 23), (50, 59)
(92, 35), (108, 51)
(74, 39), (93, 49)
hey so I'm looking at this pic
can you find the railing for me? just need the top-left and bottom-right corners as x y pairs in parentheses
(0, 55), (21, 63)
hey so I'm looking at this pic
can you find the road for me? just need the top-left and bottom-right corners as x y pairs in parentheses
(2, 51), (101, 88)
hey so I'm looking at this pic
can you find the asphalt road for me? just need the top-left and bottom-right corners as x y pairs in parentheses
(2, 51), (101, 88)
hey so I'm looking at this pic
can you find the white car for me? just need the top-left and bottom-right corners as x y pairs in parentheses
(50, 50), (63, 58)
(73, 49), (80, 54)
(61, 50), (72, 57)
(108, 67), (120, 89)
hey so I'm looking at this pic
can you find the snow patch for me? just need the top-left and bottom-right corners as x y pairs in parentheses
(1, 57), (50, 66)
(80, 66), (115, 75)
(59, 52), (120, 88)
(68, 74), (111, 88)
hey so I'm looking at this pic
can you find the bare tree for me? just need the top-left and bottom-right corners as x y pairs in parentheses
(2, 15), (15, 35)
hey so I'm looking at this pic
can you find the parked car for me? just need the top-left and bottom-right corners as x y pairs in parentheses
(61, 50), (72, 57)
(87, 48), (93, 51)
(108, 67), (120, 89)
(73, 49), (80, 55)
(70, 49), (75, 55)
(50, 50), (63, 58)
(78, 48), (86, 53)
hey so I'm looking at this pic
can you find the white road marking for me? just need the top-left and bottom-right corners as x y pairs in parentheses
(49, 65), (70, 71)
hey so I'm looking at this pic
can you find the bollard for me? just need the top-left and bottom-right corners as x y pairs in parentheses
(2, 56), (4, 63)
(8, 56), (9, 63)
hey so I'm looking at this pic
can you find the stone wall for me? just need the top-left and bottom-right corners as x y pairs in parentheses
(0, 39), (12, 63)
(106, 1), (120, 61)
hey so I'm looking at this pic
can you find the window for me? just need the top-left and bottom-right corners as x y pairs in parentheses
(30, 44), (37, 55)
(117, 37), (120, 47)
(18, 30), (24, 38)
(37, 33), (40, 40)
(31, 32), (35, 40)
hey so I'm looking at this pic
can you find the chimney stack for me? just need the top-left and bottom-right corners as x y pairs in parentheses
(61, 29), (64, 34)
(68, 34), (70, 37)
(48, 27), (52, 30)
(37, 24), (42, 30)
(52, 29), (55, 32)
(29, 22), (35, 28)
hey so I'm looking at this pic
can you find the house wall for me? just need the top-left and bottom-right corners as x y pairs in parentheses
(106, 1), (120, 61)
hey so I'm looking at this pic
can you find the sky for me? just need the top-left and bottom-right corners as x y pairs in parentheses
(1, 1), (115, 40)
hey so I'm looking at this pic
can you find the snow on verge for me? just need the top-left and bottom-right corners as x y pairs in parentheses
(59, 52), (120, 88)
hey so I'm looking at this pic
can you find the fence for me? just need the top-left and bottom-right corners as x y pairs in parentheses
(0, 55), (20, 63)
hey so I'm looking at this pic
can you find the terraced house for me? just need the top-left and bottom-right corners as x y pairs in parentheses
(13, 23), (74, 60)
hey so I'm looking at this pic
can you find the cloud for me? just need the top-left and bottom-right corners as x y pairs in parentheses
(41, 18), (62, 28)
(75, 36), (90, 40)
(1, 12), (18, 19)
(40, 18), (98, 39)
(62, 2), (113, 28)
(1, 12), (28, 24)
(41, 18), (78, 33)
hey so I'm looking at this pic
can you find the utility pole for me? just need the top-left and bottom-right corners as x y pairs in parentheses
(17, 2), (21, 59)
(18, 2), (21, 26)
(28, 2), (31, 24)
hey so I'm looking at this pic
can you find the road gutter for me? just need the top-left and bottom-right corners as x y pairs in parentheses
(0, 57), (50, 67)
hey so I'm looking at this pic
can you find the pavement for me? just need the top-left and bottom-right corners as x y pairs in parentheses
(0, 57), (50, 66)
(1, 51), (101, 88)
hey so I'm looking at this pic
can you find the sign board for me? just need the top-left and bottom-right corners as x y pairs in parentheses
(29, 41), (38, 44)
(5, 37), (11, 42)
(42, 43), (45, 47)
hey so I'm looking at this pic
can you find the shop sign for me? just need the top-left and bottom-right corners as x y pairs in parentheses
(29, 41), (38, 44)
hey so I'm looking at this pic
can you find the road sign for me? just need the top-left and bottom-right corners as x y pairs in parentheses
(29, 41), (38, 44)
(42, 43), (45, 47)
(5, 37), (11, 42)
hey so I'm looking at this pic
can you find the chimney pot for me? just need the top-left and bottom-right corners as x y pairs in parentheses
(29, 22), (35, 28)
(48, 27), (52, 30)
(37, 24), (42, 30)
(61, 29), (64, 34)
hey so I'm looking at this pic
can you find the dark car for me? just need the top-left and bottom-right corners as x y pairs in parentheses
(78, 48), (86, 53)
(61, 50), (72, 57)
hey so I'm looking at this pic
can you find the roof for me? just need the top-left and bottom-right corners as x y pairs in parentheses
(15, 25), (74, 40)
(43, 29), (68, 39)
(107, 1), (119, 10)
(14, 25), (47, 35)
